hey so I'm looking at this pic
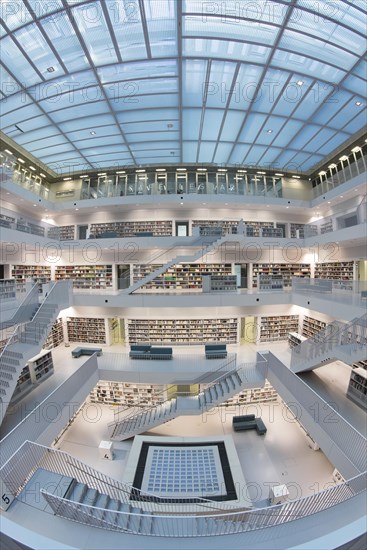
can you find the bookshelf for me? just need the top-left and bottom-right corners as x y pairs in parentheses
(302, 316), (327, 338)
(55, 265), (113, 289)
(90, 381), (166, 406)
(221, 380), (277, 406)
(0, 279), (16, 301)
(127, 318), (238, 344)
(47, 225), (75, 240)
(257, 274), (283, 291)
(0, 213), (15, 228)
(347, 367), (367, 410)
(11, 265), (52, 285)
(67, 317), (107, 344)
(314, 261), (354, 280)
(202, 274), (237, 292)
(11, 350), (54, 403)
(89, 220), (172, 238)
(252, 264), (310, 288)
(192, 220), (238, 235)
(260, 315), (299, 342)
(352, 359), (367, 371)
(43, 318), (64, 350)
(320, 220), (333, 234)
(288, 332), (307, 348)
(246, 221), (283, 237)
(290, 223), (305, 238)
(132, 263), (233, 291)
(0, 338), (9, 354)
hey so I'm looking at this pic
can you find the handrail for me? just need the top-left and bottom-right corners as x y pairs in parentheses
(0, 283), (39, 332)
(39, 469), (366, 537)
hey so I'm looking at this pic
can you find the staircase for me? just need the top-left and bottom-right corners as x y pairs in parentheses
(291, 314), (367, 373)
(42, 479), (242, 535)
(123, 233), (231, 294)
(0, 281), (72, 425)
(109, 363), (266, 441)
(0, 283), (40, 331)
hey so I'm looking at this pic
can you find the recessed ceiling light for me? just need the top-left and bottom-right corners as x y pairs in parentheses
(318, 171), (326, 176)
(4, 149), (12, 155)
(355, 101), (362, 106)
(40, 173), (46, 177)
(6, 192), (9, 195)
(167, 123), (173, 128)
(63, 177), (72, 180)
(75, 208), (79, 211)
(116, 171), (126, 174)
(33, 204), (37, 207)
(29, 166), (36, 171)
(217, 169), (227, 172)
(197, 168), (207, 171)
(328, 164), (337, 169)
(156, 168), (166, 172)
(90, 131), (96, 135)
(257, 171), (266, 174)
(266, 129), (273, 133)
(237, 170), (247, 173)
(47, 66), (55, 72)
(339, 155), (348, 161)
(286, 206), (289, 208)
(17, 158), (25, 163)
(136, 169), (146, 173)
(97, 173), (106, 176)
(275, 173), (284, 176)
(340, 196), (343, 198)
(351, 146), (361, 152)
(225, 203), (228, 205)
(292, 175), (301, 179)
(328, 201), (331, 204)
(297, 80), (304, 86)
(180, 202), (183, 205)
(176, 168), (186, 171)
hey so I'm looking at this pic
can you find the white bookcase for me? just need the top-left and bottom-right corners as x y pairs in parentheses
(90, 381), (167, 406)
(11, 350), (54, 403)
(260, 315), (299, 342)
(302, 316), (327, 338)
(288, 332), (307, 348)
(55, 265), (113, 289)
(43, 318), (64, 350)
(0, 279), (16, 301)
(67, 317), (107, 344)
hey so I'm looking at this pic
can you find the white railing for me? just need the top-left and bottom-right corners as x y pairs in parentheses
(39, 469), (366, 537)
(0, 356), (99, 465)
(0, 283), (39, 333)
(291, 314), (367, 371)
(267, 352), (366, 473)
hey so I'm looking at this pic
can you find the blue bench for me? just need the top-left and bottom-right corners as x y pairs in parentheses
(129, 345), (172, 360)
(361, 291), (367, 299)
(232, 415), (267, 435)
(72, 347), (102, 358)
(205, 344), (227, 359)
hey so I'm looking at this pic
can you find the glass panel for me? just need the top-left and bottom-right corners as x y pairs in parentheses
(0, 36), (42, 85)
(0, 1), (33, 30)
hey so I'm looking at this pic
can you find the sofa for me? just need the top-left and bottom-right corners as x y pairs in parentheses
(232, 415), (267, 435)
(129, 345), (172, 360)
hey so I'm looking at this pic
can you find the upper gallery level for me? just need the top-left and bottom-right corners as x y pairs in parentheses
(0, 140), (366, 206)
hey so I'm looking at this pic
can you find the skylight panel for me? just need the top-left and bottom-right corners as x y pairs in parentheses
(49, 101), (109, 123)
(272, 49), (346, 82)
(198, 141), (216, 162)
(183, 0), (290, 24)
(297, 0), (367, 35)
(26, 0), (63, 16)
(183, 58), (207, 107)
(201, 110), (224, 140)
(182, 108), (201, 140)
(107, 0), (147, 61)
(71, 2), (118, 65)
(40, 12), (89, 72)
(205, 60), (237, 109)
(145, 1), (177, 57)
(0, 1), (33, 30)
(213, 142), (233, 164)
(0, 36), (42, 85)
(97, 60), (177, 83)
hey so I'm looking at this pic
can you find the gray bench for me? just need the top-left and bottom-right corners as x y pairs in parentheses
(205, 344), (227, 359)
(129, 344), (151, 359)
(361, 291), (367, 299)
(129, 345), (172, 360)
(232, 415), (267, 435)
(72, 347), (102, 358)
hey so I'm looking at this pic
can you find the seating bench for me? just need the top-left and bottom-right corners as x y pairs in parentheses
(361, 290), (367, 299)
(129, 345), (172, 360)
(72, 347), (102, 358)
(232, 415), (267, 435)
(129, 344), (151, 359)
(205, 344), (227, 359)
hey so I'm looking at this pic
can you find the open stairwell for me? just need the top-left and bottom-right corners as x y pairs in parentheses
(0, 283), (40, 332)
(0, 281), (72, 425)
(291, 314), (367, 374)
(122, 233), (232, 294)
(109, 362), (266, 441)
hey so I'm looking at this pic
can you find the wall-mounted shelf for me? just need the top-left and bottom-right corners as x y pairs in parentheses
(43, 318), (64, 350)
(314, 261), (354, 280)
(55, 265), (113, 289)
(288, 332), (307, 348)
(221, 380), (277, 405)
(11, 350), (54, 403)
(0, 279), (16, 301)
(252, 264), (310, 288)
(302, 316), (327, 338)
(90, 381), (166, 406)
(346, 367), (367, 410)
(260, 315), (299, 342)
(67, 317), (107, 344)
(89, 220), (173, 238)
(11, 265), (52, 285)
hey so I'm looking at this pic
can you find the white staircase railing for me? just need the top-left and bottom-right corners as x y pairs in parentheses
(0, 283), (40, 331)
(291, 314), (367, 373)
(0, 281), (73, 425)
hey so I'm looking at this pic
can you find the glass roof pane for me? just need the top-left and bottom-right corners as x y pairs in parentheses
(0, 91), (33, 115)
(183, 15), (279, 46)
(123, 120), (179, 133)
(271, 49), (346, 82)
(103, 77), (178, 100)
(30, 144), (76, 157)
(0, 103), (43, 129)
(71, 2), (118, 66)
(297, 0), (367, 35)
(145, 0), (177, 57)
(29, 71), (98, 101)
(183, 108), (201, 140)
(105, 0), (147, 61)
(98, 60), (177, 83)
(115, 93), (178, 110)
(343, 75), (367, 96)
(40, 12), (89, 72)
(0, 1), (33, 30)
(0, 36), (42, 86)
(117, 108), (177, 124)
(12, 127), (60, 146)
(67, 125), (120, 141)
(128, 131), (179, 143)
(183, 37), (270, 63)
(238, 114), (267, 141)
(183, 141), (198, 162)
(288, 151), (314, 171)
(229, 143), (251, 164)
(220, 110), (246, 141)
(59, 114), (115, 132)
(198, 141), (216, 162)
(26, 0), (63, 16)
(0, 22), (7, 38)
(329, 99), (365, 128)
(20, 135), (69, 151)
(228, 64), (263, 110)
(202, 110), (224, 140)
(317, 131), (351, 155)
(343, 110), (367, 134)
(183, 59), (207, 107)
(14, 23), (64, 80)
(49, 101), (110, 122)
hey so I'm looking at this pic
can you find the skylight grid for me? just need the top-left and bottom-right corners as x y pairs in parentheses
(0, 0), (365, 172)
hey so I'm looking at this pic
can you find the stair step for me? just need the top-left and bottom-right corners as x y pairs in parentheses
(115, 503), (130, 530)
(0, 365), (17, 373)
(140, 511), (153, 534)
(0, 379), (10, 388)
(66, 481), (87, 503)
(1, 350), (23, 359)
(0, 388), (7, 396)
(82, 488), (98, 506)
(0, 371), (13, 380)
(129, 506), (142, 532)
(0, 357), (19, 366)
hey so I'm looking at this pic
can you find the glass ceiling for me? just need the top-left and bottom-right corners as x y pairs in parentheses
(0, 0), (366, 175)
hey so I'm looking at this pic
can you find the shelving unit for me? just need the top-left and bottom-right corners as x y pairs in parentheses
(290, 223), (305, 238)
(89, 220), (172, 238)
(314, 261), (354, 280)
(55, 265), (113, 289)
(0, 213), (15, 228)
(67, 317), (107, 344)
(260, 315), (299, 342)
(202, 274), (237, 292)
(0, 279), (16, 301)
(43, 318), (64, 350)
(246, 221), (282, 237)
(221, 380), (277, 405)
(127, 318), (238, 344)
(11, 350), (54, 403)
(352, 359), (367, 371)
(288, 332), (307, 348)
(320, 220), (333, 234)
(0, 338), (9, 354)
(11, 265), (52, 285)
(252, 264), (310, 288)
(192, 220), (238, 235)
(260, 227), (284, 238)
(302, 316), (327, 338)
(346, 367), (367, 410)
(257, 274), (283, 291)
(47, 225), (75, 240)
(133, 263), (233, 291)
(90, 381), (166, 406)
